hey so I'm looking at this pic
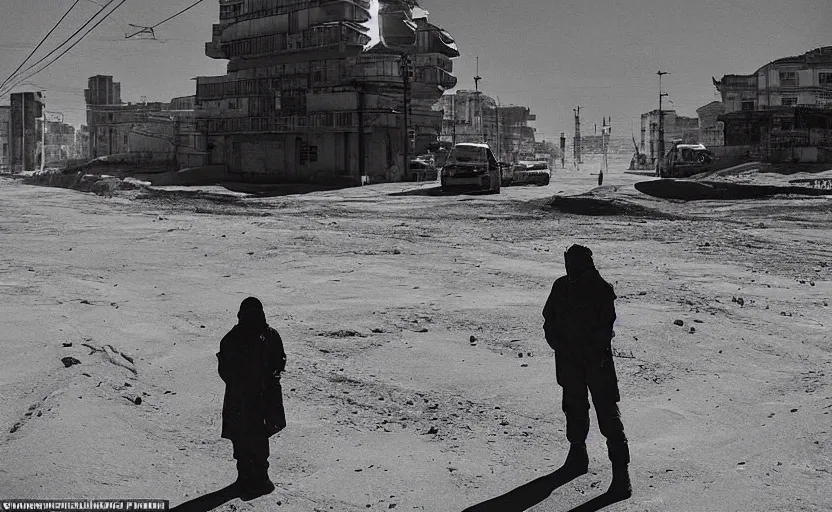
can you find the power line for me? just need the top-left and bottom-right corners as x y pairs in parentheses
(0, 0), (119, 95)
(0, 0), (129, 97)
(126, 0), (207, 38)
(0, 0), (83, 91)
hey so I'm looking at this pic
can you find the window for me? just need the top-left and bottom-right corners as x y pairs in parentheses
(820, 72), (832, 85)
(779, 71), (797, 87)
(299, 144), (317, 164)
(781, 97), (798, 107)
(741, 100), (755, 111)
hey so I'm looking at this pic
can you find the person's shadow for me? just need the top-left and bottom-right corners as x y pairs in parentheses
(461, 466), (629, 512)
(169, 484), (239, 512)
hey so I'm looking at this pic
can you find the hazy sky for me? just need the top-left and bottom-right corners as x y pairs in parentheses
(1, 0), (829, 140)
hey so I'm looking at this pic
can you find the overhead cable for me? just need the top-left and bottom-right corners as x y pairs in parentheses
(0, 0), (83, 90)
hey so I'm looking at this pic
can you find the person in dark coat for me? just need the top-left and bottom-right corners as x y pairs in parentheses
(542, 245), (632, 499)
(217, 297), (287, 500)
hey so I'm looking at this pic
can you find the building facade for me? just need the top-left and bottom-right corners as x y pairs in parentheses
(9, 92), (44, 172)
(195, 0), (458, 183)
(639, 109), (699, 163)
(696, 100), (725, 147)
(715, 46), (832, 163)
(714, 46), (832, 112)
(0, 105), (9, 172)
(436, 92), (536, 163)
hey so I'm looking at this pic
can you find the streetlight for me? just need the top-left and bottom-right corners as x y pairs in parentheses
(657, 71), (670, 164)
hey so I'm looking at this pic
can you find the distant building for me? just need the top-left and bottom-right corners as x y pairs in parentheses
(714, 46), (832, 112)
(195, 0), (459, 183)
(75, 125), (90, 160)
(715, 46), (832, 163)
(85, 75), (172, 158)
(0, 105), (9, 172)
(42, 120), (77, 163)
(639, 109), (698, 164)
(436, 92), (536, 163)
(696, 101), (725, 147)
(9, 92), (44, 172)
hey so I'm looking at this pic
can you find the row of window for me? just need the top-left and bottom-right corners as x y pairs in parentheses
(221, 24), (367, 58)
(197, 62), (451, 101)
(203, 112), (357, 133)
(220, 0), (370, 22)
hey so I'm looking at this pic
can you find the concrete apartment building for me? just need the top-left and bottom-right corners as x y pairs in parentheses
(714, 46), (832, 162)
(85, 75), (202, 166)
(195, 0), (459, 183)
(639, 109), (698, 164)
(436, 91), (536, 163)
(8, 92), (44, 173)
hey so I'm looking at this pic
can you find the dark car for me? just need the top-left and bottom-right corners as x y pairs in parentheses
(441, 143), (501, 194)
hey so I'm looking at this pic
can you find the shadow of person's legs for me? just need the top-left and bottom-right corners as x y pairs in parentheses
(170, 483), (239, 512)
(565, 490), (630, 512)
(461, 466), (583, 512)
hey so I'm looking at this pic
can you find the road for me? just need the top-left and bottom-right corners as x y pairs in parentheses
(0, 165), (830, 512)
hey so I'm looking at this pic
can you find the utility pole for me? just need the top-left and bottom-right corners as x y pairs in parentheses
(657, 70), (670, 163)
(496, 96), (501, 161)
(451, 94), (456, 145)
(401, 53), (412, 180)
(573, 106), (582, 165)
(474, 56), (482, 142)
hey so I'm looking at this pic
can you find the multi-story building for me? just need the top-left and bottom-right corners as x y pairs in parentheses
(696, 100), (725, 147)
(75, 126), (90, 160)
(715, 46), (832, 162)
(0, 105), (10, 172)
(9, 92), (44, 172)
(639, 109), (699, 164)
(195, 0), (459, 183)
(714, 46), (832, 112)
(42, 120), (77, 162)
(85, 75), (174, 158)
(436, 92), (537, 163)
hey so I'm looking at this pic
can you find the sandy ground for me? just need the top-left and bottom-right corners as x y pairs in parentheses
(1, 159), (830, 512)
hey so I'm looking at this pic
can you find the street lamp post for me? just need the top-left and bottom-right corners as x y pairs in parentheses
(657, 71), (670, 164)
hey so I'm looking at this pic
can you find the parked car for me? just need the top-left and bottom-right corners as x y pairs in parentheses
(510, 160), (551, 186)
(441, 143), (501, 194)
(655, 143), (714, 178)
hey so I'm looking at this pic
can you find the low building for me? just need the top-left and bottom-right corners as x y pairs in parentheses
(697, 101), (725, 147)
(639, 109), (699, 164)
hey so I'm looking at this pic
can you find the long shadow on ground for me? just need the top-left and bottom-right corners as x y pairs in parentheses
(461, 466), (581, 512)
(169, 484), (239, 512)
(565, 492), (629, 512)
(388, 185), (491, 197)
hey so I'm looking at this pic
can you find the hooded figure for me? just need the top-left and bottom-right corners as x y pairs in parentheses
(542, 245), (631, 500)
(217, 297), (286, 500)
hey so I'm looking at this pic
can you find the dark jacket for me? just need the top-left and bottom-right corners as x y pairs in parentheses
(217, 324), (286, 440)
(543, 260), (617, 360)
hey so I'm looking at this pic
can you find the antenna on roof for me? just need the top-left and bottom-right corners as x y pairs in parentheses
(474, 56), (481, 92)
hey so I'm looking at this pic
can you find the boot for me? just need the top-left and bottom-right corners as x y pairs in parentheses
(607, 463), (632, 500)
(240, 468), (275, 501)
(561, 443), (589, 477)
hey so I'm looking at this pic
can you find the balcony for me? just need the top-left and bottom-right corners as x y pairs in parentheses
(205, 41), (225, 59)
(414, 67), (456, 91)
(420, 24), (459, 58)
